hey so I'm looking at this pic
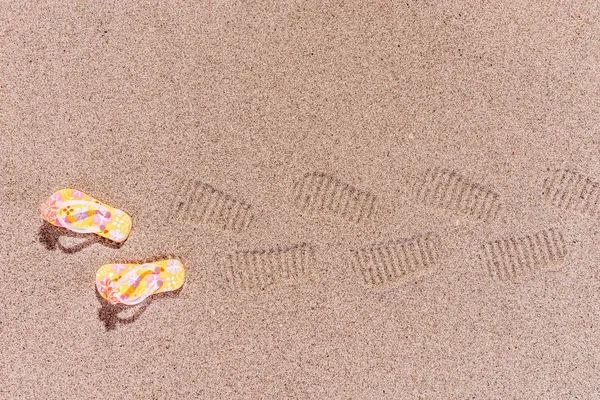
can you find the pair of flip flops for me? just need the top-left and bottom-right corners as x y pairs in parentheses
(40, 189), (185, 306)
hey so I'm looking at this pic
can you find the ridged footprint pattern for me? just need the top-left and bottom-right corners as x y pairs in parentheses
(347, 234), (442, 288)
(220, 243), (315, 291)
(172, 179), (254, 231)
(543, 169), (600, 219)
(411, 168), (502, 222)
(292, 172), (377, 223)
(480, 228), (567, 282)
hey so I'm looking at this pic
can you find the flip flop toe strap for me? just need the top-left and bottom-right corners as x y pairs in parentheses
(55, 200), (112, 234)
(111, 263), (164, 306)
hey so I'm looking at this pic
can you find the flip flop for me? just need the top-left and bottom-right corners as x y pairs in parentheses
(40, 189), (132, 243)
(95, 259), (185, 305)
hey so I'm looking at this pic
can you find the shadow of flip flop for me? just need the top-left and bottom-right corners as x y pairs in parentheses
(95, 284), (183, 331)
(38, 221), (123, 254)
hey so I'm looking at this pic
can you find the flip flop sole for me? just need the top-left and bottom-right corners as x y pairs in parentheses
(96, 259), (185, 304)
(40, 188), (132, 243)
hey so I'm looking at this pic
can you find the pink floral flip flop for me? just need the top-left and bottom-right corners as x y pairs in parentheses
(40, 189), (132, 243)
(96, 259), (186, 305)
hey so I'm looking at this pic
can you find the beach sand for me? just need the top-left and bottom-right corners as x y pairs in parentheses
(2, 1), (600, 398)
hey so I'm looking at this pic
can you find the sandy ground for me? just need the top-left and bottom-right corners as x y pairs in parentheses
(2, 1), (600, 398)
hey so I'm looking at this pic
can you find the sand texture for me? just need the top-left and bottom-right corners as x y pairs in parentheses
(2, 1), (600, 398)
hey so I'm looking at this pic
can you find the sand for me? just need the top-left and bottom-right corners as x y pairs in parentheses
(2, 1), (600, 398)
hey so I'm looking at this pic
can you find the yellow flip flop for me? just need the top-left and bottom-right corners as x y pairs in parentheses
(40, 189), (132, 243)
(95, 259), (186, 305)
